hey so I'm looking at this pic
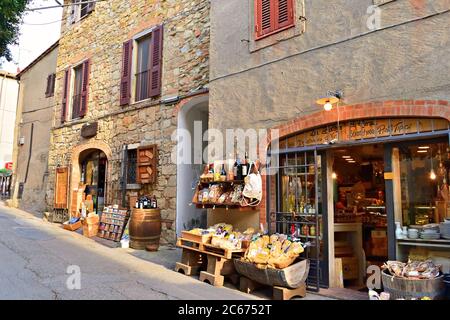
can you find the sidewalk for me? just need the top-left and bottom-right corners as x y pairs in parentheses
(0, 201), (335, 300)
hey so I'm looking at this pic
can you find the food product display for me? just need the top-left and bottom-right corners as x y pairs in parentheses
(382, 260), (442, 279)
(184, 223), (255, 250)
(196, 184), (243, 205)
(243, 234), (305, 269)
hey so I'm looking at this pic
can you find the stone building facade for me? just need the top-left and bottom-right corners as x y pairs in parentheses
(47, 0), (210, 243)
(11, 41), (59, 214)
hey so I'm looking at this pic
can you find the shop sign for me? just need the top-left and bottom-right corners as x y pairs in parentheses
(284, 118), (449, 148)
(81, 122), (98, 138)
(5, 162), (13, 170)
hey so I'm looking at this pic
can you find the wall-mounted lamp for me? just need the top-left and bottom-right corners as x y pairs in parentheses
(316, 90), (343, 111)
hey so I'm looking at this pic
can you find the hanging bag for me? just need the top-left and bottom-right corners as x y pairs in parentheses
(241, 162), (262, 207)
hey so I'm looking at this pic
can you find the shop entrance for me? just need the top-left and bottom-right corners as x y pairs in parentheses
(79, 149), (107, 215)
(330, 144), (387, 290)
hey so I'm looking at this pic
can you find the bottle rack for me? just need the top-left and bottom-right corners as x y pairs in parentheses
(98, 208), (129, 242)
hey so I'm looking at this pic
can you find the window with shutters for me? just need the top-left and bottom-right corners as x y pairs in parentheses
(254, 0), (295, 40)
(135, 35), (152, 102)
(62, 59), (90, 122)
(70, 0), (95, 23)
(45, 73), (56, 98)
(120, 25), (164, 106)
(72, 64), (83, 119)
(126, 149), (138, 184)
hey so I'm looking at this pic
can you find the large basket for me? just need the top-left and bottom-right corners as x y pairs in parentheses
(234, 258), (310, 289)
(381, 269), (446, 300)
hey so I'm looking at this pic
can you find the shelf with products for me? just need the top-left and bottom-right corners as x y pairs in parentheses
(98, 206), (129, 242)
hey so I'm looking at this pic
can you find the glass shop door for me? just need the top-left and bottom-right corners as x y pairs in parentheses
(267, 148), (328, 291)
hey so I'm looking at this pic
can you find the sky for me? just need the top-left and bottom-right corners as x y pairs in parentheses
(0, 0), (63, 74)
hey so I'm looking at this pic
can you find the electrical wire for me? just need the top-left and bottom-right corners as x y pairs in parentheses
(23, 19), (62, 26)
(26, 0), (107, 11)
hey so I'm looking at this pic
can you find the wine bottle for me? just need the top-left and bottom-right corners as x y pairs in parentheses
(151, 195), (157, 209)
(242, 152), (249, 177)
(220, 164), (227, 181)
(235, 156), (242, 180)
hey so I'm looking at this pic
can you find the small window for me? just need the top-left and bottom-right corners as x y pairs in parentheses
(71, 0), (95, 23)
(45, 73), (56, 97)
(126, 149), (138, 184)
(135, 35), (152, 102)
(255, 0), (295, 40)
(72, 64), (83, 119)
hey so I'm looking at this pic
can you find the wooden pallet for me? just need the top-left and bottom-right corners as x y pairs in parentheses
(177, 238), (205, 251)
(239, 276), (307, 300)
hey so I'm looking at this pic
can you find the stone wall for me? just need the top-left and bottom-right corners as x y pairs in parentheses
(47, 0), (210, 244)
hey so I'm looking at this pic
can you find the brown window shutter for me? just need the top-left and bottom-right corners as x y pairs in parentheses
(255, 0), (274, 38)
(80, 59), (90, 117)
(54, 167), (69, 209)
(149, 24), (163, 98)
(137, 145), (157, 184)
(120, 40), (133, 106)
(276, 0), (294, 29)
(61, 69), (71, 123)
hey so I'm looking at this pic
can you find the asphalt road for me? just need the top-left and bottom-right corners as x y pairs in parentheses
(0, 203), (256, 300)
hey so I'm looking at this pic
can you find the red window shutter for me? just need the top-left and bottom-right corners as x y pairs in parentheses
(80, 59), (90, 117)
(276, 0), (294, 29)
(61, 69), (71, 123)
(120, 40), (133, 106)
(149, 24), (163, 98)
(255, 0), (274, 38)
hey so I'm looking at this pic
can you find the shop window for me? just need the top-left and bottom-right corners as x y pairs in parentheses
(398, 142), (450, 226)
(120, 25), (163, 106)
(45, 73), (56, 98)
(254, 0), (295, 40)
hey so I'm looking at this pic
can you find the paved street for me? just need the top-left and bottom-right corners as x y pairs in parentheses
(0, 203), (257, 300)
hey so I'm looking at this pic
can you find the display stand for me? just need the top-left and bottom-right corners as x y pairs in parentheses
(98, 207), (129, 242)
(175, 237), (245, 287)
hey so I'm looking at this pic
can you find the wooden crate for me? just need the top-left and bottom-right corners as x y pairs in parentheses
(181, 231), (212, 244)
(177, 238), (205, 251)
(63, 220), (82, 231)
(341, 257), (359, 280)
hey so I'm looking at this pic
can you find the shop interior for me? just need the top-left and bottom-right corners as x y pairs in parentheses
(80, 150), (107, 215)
(331, 144), (387, 290)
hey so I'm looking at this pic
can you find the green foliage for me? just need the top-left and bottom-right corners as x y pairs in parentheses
(0, 0), (31, 62)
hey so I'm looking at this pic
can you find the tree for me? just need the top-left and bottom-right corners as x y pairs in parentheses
(0, 0), (31, 62)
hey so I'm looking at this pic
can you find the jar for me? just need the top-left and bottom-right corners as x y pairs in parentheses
(310, 225), (316, 236)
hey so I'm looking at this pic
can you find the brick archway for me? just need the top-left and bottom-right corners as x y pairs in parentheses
(70, 140), (113, 215)
(259, 99), (450, 224)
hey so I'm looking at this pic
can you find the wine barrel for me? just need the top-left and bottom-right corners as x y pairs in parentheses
(381, 269), (445, 300)
(129, 208), (161, 251)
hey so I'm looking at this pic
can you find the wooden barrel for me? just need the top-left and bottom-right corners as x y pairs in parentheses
(129, 208), (161, 251)
(381, 269), (446, 300)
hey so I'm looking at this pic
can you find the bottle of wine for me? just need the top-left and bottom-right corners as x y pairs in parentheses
(242, 152), (249, 177)
(220, 164), (227, 181)
(151, 195), (157, 209)
(235, 156), (242, 180)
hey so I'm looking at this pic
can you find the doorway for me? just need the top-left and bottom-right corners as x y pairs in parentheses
(79, 149), (107, 215)
(330, 144), (387, 291)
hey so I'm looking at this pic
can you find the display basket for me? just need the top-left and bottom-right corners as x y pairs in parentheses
(234, 258), (310, 289)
